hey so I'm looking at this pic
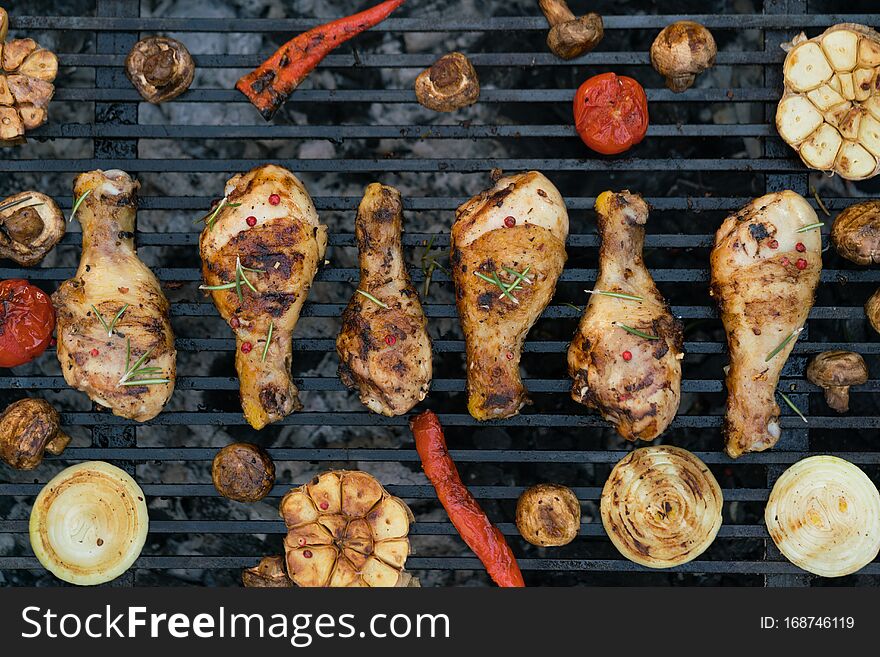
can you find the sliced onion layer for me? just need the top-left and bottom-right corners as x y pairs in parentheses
(601, 446), (723, 568)
(29, 461), (149, 585)
(766, 455), (880, 577)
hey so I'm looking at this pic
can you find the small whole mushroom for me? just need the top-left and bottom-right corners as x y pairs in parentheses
(867, 288), (880, 335)
(0, 398), (70, 470)
(0, 192), (64, 266)
(242, 555), (295, 588)
(125, 36), (194, 103)
(831, 200), (880, 265)
(515, 483), (580, 547)
(650, 21), (717, 92)
(414, 52), (480, 112)
(806, 351), (868, 413)
(212, 442), (275, 502)
(537, 0), (603, 60)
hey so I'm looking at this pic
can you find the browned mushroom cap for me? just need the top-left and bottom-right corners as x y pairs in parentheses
(414, 52), (480, 112)
(242, 556), (295, 588)
(125, 36), (195, 103)
(0, 191), (65, 266)
(832, 200), (880, 265)
(0, 398), (70, 470)
(650, 21), (717, 92)
(867, 288), (880, 335)
(0, 8), (8, 42)
(538, 0), (603, 60)
(806, 351), (868, 413)
(515, 483), (580, 547)
(212, 442), (275, 502)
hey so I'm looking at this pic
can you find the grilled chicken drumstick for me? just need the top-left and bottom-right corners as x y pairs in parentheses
(568, 191), (683, 441)
(710, 191), (822, 458)
(336, 184), (432, 415)
(451, 171), (568, 420)
(53, 170), (176, 421)
(199, 165), (328, 430)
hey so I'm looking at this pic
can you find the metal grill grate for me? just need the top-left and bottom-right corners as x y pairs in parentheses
(1, 0), (879, 587)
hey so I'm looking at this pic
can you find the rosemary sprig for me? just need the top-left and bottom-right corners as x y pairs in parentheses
(199, 257), (263, 303)
(91, 303), (129, 337)
(356, 289), (390, 309)
(562, 302), (583, 313)
(68, 190), (91, 223)
(261, 320), (274, 363)
(195, 196), (242, 231)
(810, 185), (831, 217)
(778, 391), (808, 424)
(796, 221), (825, 234)
(420, 235), (448, 298)
(474, 266), (532, 304)
(614, 322), (660, 340)
(118, 338), (170, 387)
(585, 289), (644, 302)
(765, 327), (802, 362)
(0, 195), (35, 213)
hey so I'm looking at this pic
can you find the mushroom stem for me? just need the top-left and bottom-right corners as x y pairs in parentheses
(824, 386), (850, 414)
(46, 429), (71, 456)
(536, 0), (603, 60)
(538, 0), (575, 25)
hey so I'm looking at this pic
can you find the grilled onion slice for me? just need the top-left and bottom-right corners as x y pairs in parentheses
(29, 461), (149, 585)
(601, 446), (723, 568)
(766, 455), (880, 577)
(281, 470), (414, 587)
(777, 23), (880, 180)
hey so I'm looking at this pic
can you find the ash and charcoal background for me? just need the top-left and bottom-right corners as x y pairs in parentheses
(1, 0), (879, 586)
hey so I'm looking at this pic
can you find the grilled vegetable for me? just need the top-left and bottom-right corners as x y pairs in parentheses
(0, 191), (64, 266)
(236, 0), (406, 120)
(125, 36), (194, 103)
(516, 483), (580, 547)
(29, 461), (149, 585)
(650, 21), (717, 92)
(867, 287), (880, 335)
(0, 398), (69, 470)
(280, 470), (414, 587)
(573, 73), (649, 155)
(212, 442), (275, 502)
(414, 52), (480, 112)
(601, 446), (723, 568)
(766, 455), (880, 577)
(806, 351), (868, 413)
(537, 0), (603, 60)
(411, 410), (525, 586)
(776, 23), (880, 180)
(831, 200), (880, 265)
(0, 10), (58, 144)
(242, 555), (295, 588)
(0, 279), (55, 368)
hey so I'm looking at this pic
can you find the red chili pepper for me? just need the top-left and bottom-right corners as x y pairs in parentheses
(410, 410), (525, 587)
(236, 0), (407, 120)
(0, 279), (55, 368)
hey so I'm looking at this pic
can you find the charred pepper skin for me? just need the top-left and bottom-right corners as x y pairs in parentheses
(410, 410), (525, 587)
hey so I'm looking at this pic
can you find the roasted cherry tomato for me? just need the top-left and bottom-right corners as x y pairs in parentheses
(573, 72), (649, 155)
(0, 279), (55, 368)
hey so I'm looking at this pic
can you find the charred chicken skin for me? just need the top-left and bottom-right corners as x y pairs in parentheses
(199, 165), (327, 430)
(336, 184), (432, 416)
(710, 191), (822, 458)
(53, 170), (176, 422)
(568, 191), (683, 441)
(451, 171), (568, 420)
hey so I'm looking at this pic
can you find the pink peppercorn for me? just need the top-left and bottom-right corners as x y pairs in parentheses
(268, 194), (281, 205)
(622, 351), (632, 361)
(503, 216), (516, 228)
(303, 550), (313, 559)
(768, 239), (779, 249)
(90, 348), (99, 357)
(782, 257), (790, 266)
(795, 242), (806, 252)
(385, 335), (396, 346)
(505, 352), (514, 360)
(319, 501), (329, 510)
(241, 341), (253, 353)
(246, 216), (257, 227)
(230, 317), (240, 329)
(796, 258), (808, 270)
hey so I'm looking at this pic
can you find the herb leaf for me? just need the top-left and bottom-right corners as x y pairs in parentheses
(199, 256), (263, 303)
(91, 303), (130, 337)
(69, 190), (91, 223)
(356, 289), (390, 309)
(420, 235), (448, 298)
(778, 391), (808, 424)
(765, 327), (802, 362)
(118, 337), (170, 387)
(586, 289), (643, 302)
(614, 322), (660, 340)
(196, 196), (242, 231)
(261, 320), (274, 363)
(796, 222), (825, 234)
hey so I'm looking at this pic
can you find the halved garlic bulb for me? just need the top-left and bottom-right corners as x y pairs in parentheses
(766, 455), (880, 577)
(600, 446), (723, 568)
(777, 23), (880, 180)
(29, 461), (149, 585)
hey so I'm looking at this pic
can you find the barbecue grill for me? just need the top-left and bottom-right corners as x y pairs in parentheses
(1, 0), (879, 587)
